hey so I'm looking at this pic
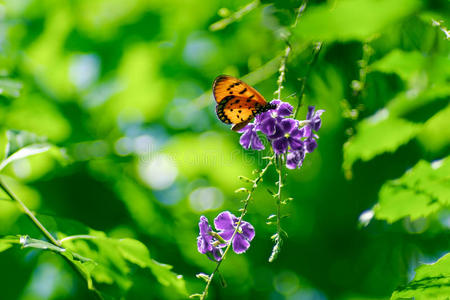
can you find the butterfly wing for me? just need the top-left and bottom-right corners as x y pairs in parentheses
(213, 75), (268, 131)
(216, 96), (265, 131)
(213, 75), (267, 106)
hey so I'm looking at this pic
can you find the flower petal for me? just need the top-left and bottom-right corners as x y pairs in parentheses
(212, 247), (222, 261)
(289, 137), (304, 150)
(277, 102), (293, 117)
(218, 229), (235, 241)
(272, 138), (288, 154)
(237, 123), (253, 133)
(280, 118), (297, 133)
(250, 133), (265, 150)
(300, 125), (312, 138)
(305, 138), (318, 153)
(286, 152), (300, 169)
(306, 106), (315, 120)
(239, 128), (253, 149)
(232, 234), (251, 254)
(241, 222), (255, 241)
(199, 216), (211, 235)
(269, 124), (284, 140)
(260, 117), (277, 136)
(214, 211), (235, 231)
(290, 127), (303, 139)
(270, 100), (281, 106)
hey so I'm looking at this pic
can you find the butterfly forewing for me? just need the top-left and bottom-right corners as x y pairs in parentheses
(213, 75), (267, 106)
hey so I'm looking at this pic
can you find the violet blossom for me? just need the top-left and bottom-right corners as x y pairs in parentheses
(237, 100), (324, 170)
(214, 211), (255, 254)
(197, 212), (255, 259)
(197, 216), (223, 261)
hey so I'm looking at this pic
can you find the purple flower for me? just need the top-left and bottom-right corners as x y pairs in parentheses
(306, 106), (325, 132)
(214, 211), (255, 254)
(268, 119), (305, 154)
(235, 99), (325, 170)
(238, 124), (264, 150)
(286, 149), (305, 169)
(257, 100), (293, 135)
(197, 216), (222, 261)
(305, 136), (318, 153)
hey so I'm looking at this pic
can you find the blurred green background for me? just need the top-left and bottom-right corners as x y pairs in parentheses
(0, 0), (449, 299)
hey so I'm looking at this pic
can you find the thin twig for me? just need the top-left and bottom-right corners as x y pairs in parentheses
(196, 157), (274, 300)
(210, 0), (260, 31)
(274, 44), (291, 100)
(0, 176), (61, 246)
(292, 0), (309, 29)
(293, 41), (323, 119)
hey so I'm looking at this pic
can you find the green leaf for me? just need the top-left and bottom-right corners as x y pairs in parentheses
(391, 253), (450, 300)
(294, 0), (420, 42)
(0, 144), (51, 172)
(343, 115), (421, 171)
(370, 49), (426, 81)
(0, 129), (7, 163)
(63, 236), (187, 296)
(5, 130), (47, 155)
(387, 84), (450, 118)
(374, 157), (450, 223)
(0, 235), (20, 252)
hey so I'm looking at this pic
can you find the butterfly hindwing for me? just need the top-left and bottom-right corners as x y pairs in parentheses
(213, 75), (267, 106)
(216, 95), (263, 124)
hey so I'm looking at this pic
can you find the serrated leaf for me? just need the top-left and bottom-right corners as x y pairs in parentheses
(374, 157), (450, 223)
(391, 253), (450, 300)
(343, 115), (421, 171)
(64, 236), (187, 296)
(148, 259), (187, 296)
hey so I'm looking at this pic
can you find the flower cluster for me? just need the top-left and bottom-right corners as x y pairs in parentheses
(197, 211), (255, 261)
(239, 100), (324, 169)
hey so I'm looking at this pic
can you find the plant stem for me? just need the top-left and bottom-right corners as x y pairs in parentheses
(197, 157), (273, 300)
(293, 41), (323, 119)
(209, 0), (260, 31)
(274, 44), (291, 100)
(0, 176), (61, 246)
(268, 155), (284, 262)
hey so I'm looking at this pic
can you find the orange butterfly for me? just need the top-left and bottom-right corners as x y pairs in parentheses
(213, 75), (276, 131)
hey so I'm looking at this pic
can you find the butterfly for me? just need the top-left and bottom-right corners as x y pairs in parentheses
(213, 75), (276, 131)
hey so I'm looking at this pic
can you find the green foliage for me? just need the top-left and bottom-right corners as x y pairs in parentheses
(294, 0), (420, 42)
(374, 158), (450, 223)
(343, 116), (421, 172)
(0, 0), (449, 299)
(391, 253), (450, 300)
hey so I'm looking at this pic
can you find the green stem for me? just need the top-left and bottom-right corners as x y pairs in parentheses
(197, 157), (273, 300)
(268, 155), (284, 262)
(0, 176), (61, 247)
(293, 41), (323, 119)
